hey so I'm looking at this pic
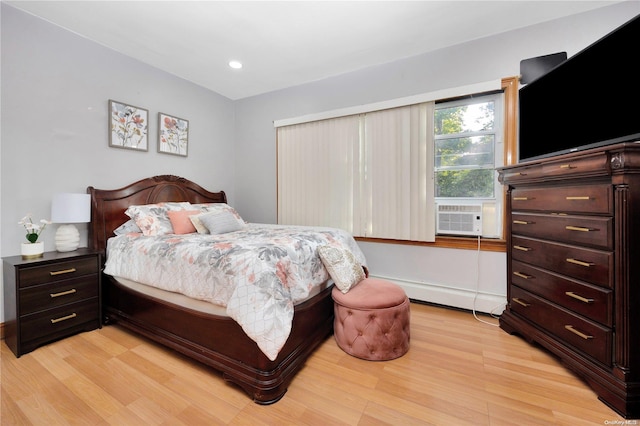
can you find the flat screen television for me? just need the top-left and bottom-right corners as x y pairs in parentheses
(518, 13), (640, 162)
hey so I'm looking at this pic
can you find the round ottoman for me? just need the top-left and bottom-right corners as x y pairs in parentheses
(332, 278), (410, 361)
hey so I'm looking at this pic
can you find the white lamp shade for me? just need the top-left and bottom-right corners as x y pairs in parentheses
(51, 193), (91, 224)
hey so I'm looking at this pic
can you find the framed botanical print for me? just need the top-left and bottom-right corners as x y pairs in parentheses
(158, 112), (189, 157)
(108, 100), (149, 151)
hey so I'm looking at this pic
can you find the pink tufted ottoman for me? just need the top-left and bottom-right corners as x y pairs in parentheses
(331, 278), (410, 361)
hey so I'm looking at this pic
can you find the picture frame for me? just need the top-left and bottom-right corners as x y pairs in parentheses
(108, 100), (149, 151)
(158, 112), (189, 157)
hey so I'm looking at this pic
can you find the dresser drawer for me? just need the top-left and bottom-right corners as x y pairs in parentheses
(20, 298), (99, 342)
(501, 151), (609, 183)
(511, 184), (612, 214)
(512, 236), (613, 288)
(510, 286), (612, 365)
(19, 257), (99, 288)
(512, 213), (613, 250)
(19, 276), (99, 316)
(511, 260), (612, 326)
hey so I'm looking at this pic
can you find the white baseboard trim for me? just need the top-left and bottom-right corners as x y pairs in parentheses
(370, 274), (506, 316)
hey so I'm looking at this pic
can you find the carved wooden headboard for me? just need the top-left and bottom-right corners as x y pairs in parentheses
(87, 175), (227, 252)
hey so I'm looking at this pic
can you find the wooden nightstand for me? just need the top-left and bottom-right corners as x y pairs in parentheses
(3, 248), (101, 357)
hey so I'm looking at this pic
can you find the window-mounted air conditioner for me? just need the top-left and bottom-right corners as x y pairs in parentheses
(436, 203), (483, 236)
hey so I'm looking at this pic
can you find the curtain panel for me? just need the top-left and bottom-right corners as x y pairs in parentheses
(277, 102), (435, 242)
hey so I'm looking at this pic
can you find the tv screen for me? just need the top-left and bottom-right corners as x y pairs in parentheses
(518, 14), (640, 162)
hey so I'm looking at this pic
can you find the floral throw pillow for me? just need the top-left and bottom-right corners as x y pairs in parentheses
(125, 202), (191, 236)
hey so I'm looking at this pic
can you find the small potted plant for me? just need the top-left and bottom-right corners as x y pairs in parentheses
(19, 214), (51, 259)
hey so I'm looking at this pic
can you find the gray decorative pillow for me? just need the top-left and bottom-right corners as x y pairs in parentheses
(199, 211), (244, 234)
(318, 245), (365, 293)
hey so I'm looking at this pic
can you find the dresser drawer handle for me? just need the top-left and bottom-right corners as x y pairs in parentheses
(565, 196), (591, 201)
(566, 258), (595, 267)
(565, 291), (594, 304)
(513, 197), (530, 201)
(50, 313), (77, 324)
(560, 164), (575, 169)
(564, 325), (593, 340)
(513, 220), (531, 225)
(50, 289), (77, 298)
(513, 245), (532, 252)
(513, 272), (532, 279)
(50, 268), (77, 276)
(512, 298), (530, 307)
(566, 226), (593, 232)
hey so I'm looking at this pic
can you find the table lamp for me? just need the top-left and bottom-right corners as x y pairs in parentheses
(51, 193), (91, 252)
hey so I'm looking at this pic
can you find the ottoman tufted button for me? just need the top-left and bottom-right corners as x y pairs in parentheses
(332, 279), (410, 361)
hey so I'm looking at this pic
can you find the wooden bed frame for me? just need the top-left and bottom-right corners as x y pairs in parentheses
(87, 175), (335, 404)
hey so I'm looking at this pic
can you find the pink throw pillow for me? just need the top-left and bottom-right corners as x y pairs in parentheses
(167, 210), (199, 234)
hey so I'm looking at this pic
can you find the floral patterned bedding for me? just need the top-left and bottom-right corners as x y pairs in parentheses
(103, 223), (366, 360)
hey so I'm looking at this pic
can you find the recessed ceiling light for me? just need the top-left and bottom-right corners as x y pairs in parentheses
(229, 60), (243, 69)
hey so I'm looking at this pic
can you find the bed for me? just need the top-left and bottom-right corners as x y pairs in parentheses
(88, 175), (364, 404)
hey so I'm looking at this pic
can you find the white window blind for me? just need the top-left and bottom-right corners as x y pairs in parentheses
(277, 102), (435, 242)
(277, 115), (361, 232)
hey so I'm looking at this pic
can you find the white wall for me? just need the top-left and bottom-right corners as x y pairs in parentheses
(233, 2), (640, 313)
(0, 5), (236, 321)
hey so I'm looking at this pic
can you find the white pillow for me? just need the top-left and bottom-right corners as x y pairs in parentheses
(318, 245), (365, 293)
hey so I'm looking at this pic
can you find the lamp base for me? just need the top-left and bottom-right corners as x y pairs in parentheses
(55, 224), (80, 252)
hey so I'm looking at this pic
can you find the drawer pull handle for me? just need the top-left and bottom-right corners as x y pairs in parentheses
(565, 196), (590, 201)
(564, 325), (593, 340)
(560, 164), (575, 169)
(565, 291), (594, 304)
(566, 226), (592, 232)
(566, 258), (595, 267)
(513, 272), (532, 279)
(513, 197), (530, 201)
(50, 268), (77, 276)
(51, 313), (77, 324)
(513, 245), (532, 252)
(512, 298), (530, 307)
(50, 289), (77, 298)
(513, 220), (531, 225)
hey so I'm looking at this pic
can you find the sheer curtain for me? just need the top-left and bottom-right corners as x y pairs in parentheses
(277, 102), (435, 242)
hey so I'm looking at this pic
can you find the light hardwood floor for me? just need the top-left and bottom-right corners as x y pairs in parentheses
(1, 302), (629, 425)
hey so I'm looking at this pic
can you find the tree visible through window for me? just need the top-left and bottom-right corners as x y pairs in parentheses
(435, 97), (496, 198)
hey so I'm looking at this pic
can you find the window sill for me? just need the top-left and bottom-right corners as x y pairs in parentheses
(355, 235), (506, 252)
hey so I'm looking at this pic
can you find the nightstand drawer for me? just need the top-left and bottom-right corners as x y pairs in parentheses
(512, 213), (613, 250)
(19, 257), (99, 288)
(19, 276), (99, 316)
(511, 260), (612, 326)
(510, 286), (611, 365)
(511, 184), (612, 214)
(512, 236), (613, 288)
(20, 298), (99, 343)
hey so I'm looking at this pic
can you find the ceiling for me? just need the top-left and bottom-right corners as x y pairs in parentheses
(5, 1), (620, 100)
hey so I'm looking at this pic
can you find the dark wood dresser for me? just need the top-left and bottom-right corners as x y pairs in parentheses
(498, 142), (640, 418)
(3, 248), (101, 357)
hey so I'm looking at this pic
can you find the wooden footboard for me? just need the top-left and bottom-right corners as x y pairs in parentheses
(102, 277), (334, 404)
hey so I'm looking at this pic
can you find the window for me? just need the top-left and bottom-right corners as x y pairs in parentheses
(434, 94), (504, 238)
